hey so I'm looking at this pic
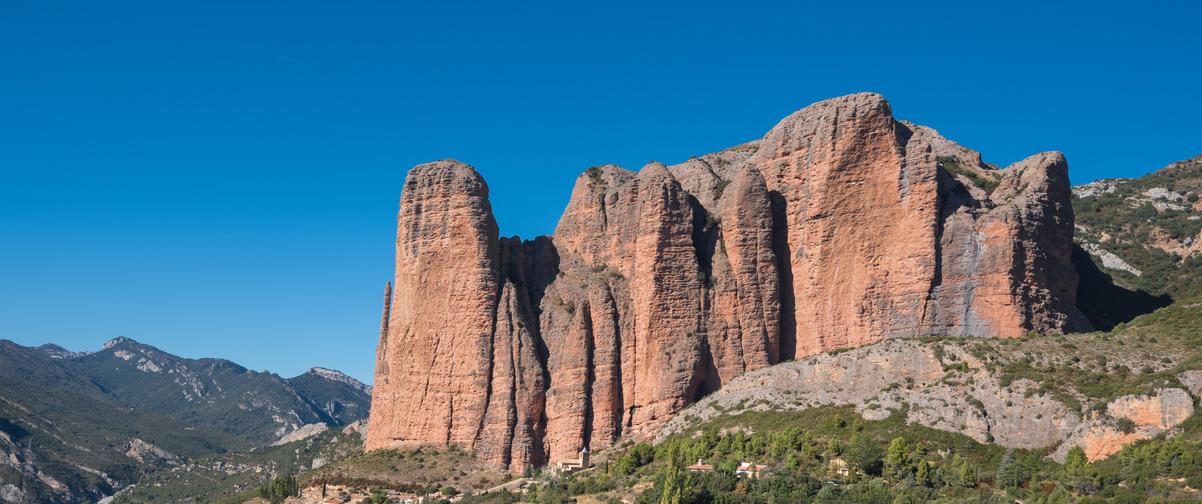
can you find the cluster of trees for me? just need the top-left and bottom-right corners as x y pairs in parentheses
(500, 412), (1202, 504)
(632, 431), (1202, 503)
(634, 431), (993, 504)
(1077, 436), (1202, 498)
(257, 473), (299, 503)
(405, 405), (1202, 504)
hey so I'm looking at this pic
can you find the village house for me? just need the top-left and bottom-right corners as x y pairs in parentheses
(685, 459), (768, 478)
(686, 459), (714, 473)
(735, 461), (771, 479)
(828, 457), (850, 477)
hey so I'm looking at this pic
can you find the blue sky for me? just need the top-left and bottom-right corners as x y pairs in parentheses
(1, 1), (1199, 382)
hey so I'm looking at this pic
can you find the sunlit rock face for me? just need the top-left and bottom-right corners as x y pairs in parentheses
(367, 93), (1090, 471)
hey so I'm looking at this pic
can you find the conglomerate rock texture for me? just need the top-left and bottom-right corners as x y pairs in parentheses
(367, 93), (1092, 470)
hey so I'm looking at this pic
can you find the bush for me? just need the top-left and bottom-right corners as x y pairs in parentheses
(615, 442), (655, 475)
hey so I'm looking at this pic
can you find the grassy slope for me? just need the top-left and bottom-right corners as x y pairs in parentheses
(112, 426), (363, 504)
(1073, 154), (1202, 298)
(113, 429), (510, 504)
(304, 445), (510, 494)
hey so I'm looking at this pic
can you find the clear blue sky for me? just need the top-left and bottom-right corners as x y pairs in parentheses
(2, 1), (1199, 382)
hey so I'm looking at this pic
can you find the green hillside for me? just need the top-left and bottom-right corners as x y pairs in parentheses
(0, 338), (371, 503)
(1072, 154), (1202, 329)
(0, 340), (244, 503)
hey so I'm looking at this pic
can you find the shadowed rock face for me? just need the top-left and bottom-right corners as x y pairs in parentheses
(367, 93), (1091, 470)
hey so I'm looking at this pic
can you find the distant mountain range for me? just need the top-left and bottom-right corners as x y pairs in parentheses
(0, 337), (370, 503)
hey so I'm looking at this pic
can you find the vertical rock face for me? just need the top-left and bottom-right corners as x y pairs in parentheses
(475, 279), (546, 468)
(918, 142), (1089, 337)
(625, 163), (706, 436)
(366, 160), (548, 469)
(749, 93), (942, 354)
(367, 160), (500, 454)
(706, 165), (781, 385)
(368, 93), (1091, 471)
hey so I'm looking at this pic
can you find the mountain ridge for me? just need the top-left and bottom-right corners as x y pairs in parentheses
(0, 337), (370, 504)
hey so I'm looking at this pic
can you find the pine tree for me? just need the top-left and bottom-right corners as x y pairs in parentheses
(1064, 446), (1088, 478)
(823, 439), (842, 460)
(785, 452), (801, 471)
(258, 473), (299, 504)
(883, 437), (912, 482)
(915, 459), (931, 487)
(847, 434), (884, 479)
(656, 456), (692, 504)
(997, 449), (1019, 489)
(951, 454), (975, 488)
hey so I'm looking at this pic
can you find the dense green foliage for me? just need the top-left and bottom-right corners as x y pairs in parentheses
(1072, 155), (1202, 299)
(258, 473), (300, 503)
(502, 405), (1202, 503)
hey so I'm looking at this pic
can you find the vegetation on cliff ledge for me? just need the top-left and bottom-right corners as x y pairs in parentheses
(460, 407), (1202, 504)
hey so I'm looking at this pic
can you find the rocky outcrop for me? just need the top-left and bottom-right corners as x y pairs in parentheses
(271, 423), (330, 446)
(368, 93), (1092, 470)
(1052, 388), (1195, 462)
(658, 339), (1196, 464)
(655, 339), (1080, 451)
(124, 438), (180, 466)
(1180, 370), (1202, 399)
(1051, 421), (1157, 463)
(707, 166), (782, 384)
(1107, 388), (1195, 430)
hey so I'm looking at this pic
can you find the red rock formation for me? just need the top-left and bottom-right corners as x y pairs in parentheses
(367, 94), (1091, 470)
(705, 166), (781, 385)
(748, 94), (942, 355)
(475, 279), (546, 468)
(625, 163), (706, 437)
(365, 160), (546, 469)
